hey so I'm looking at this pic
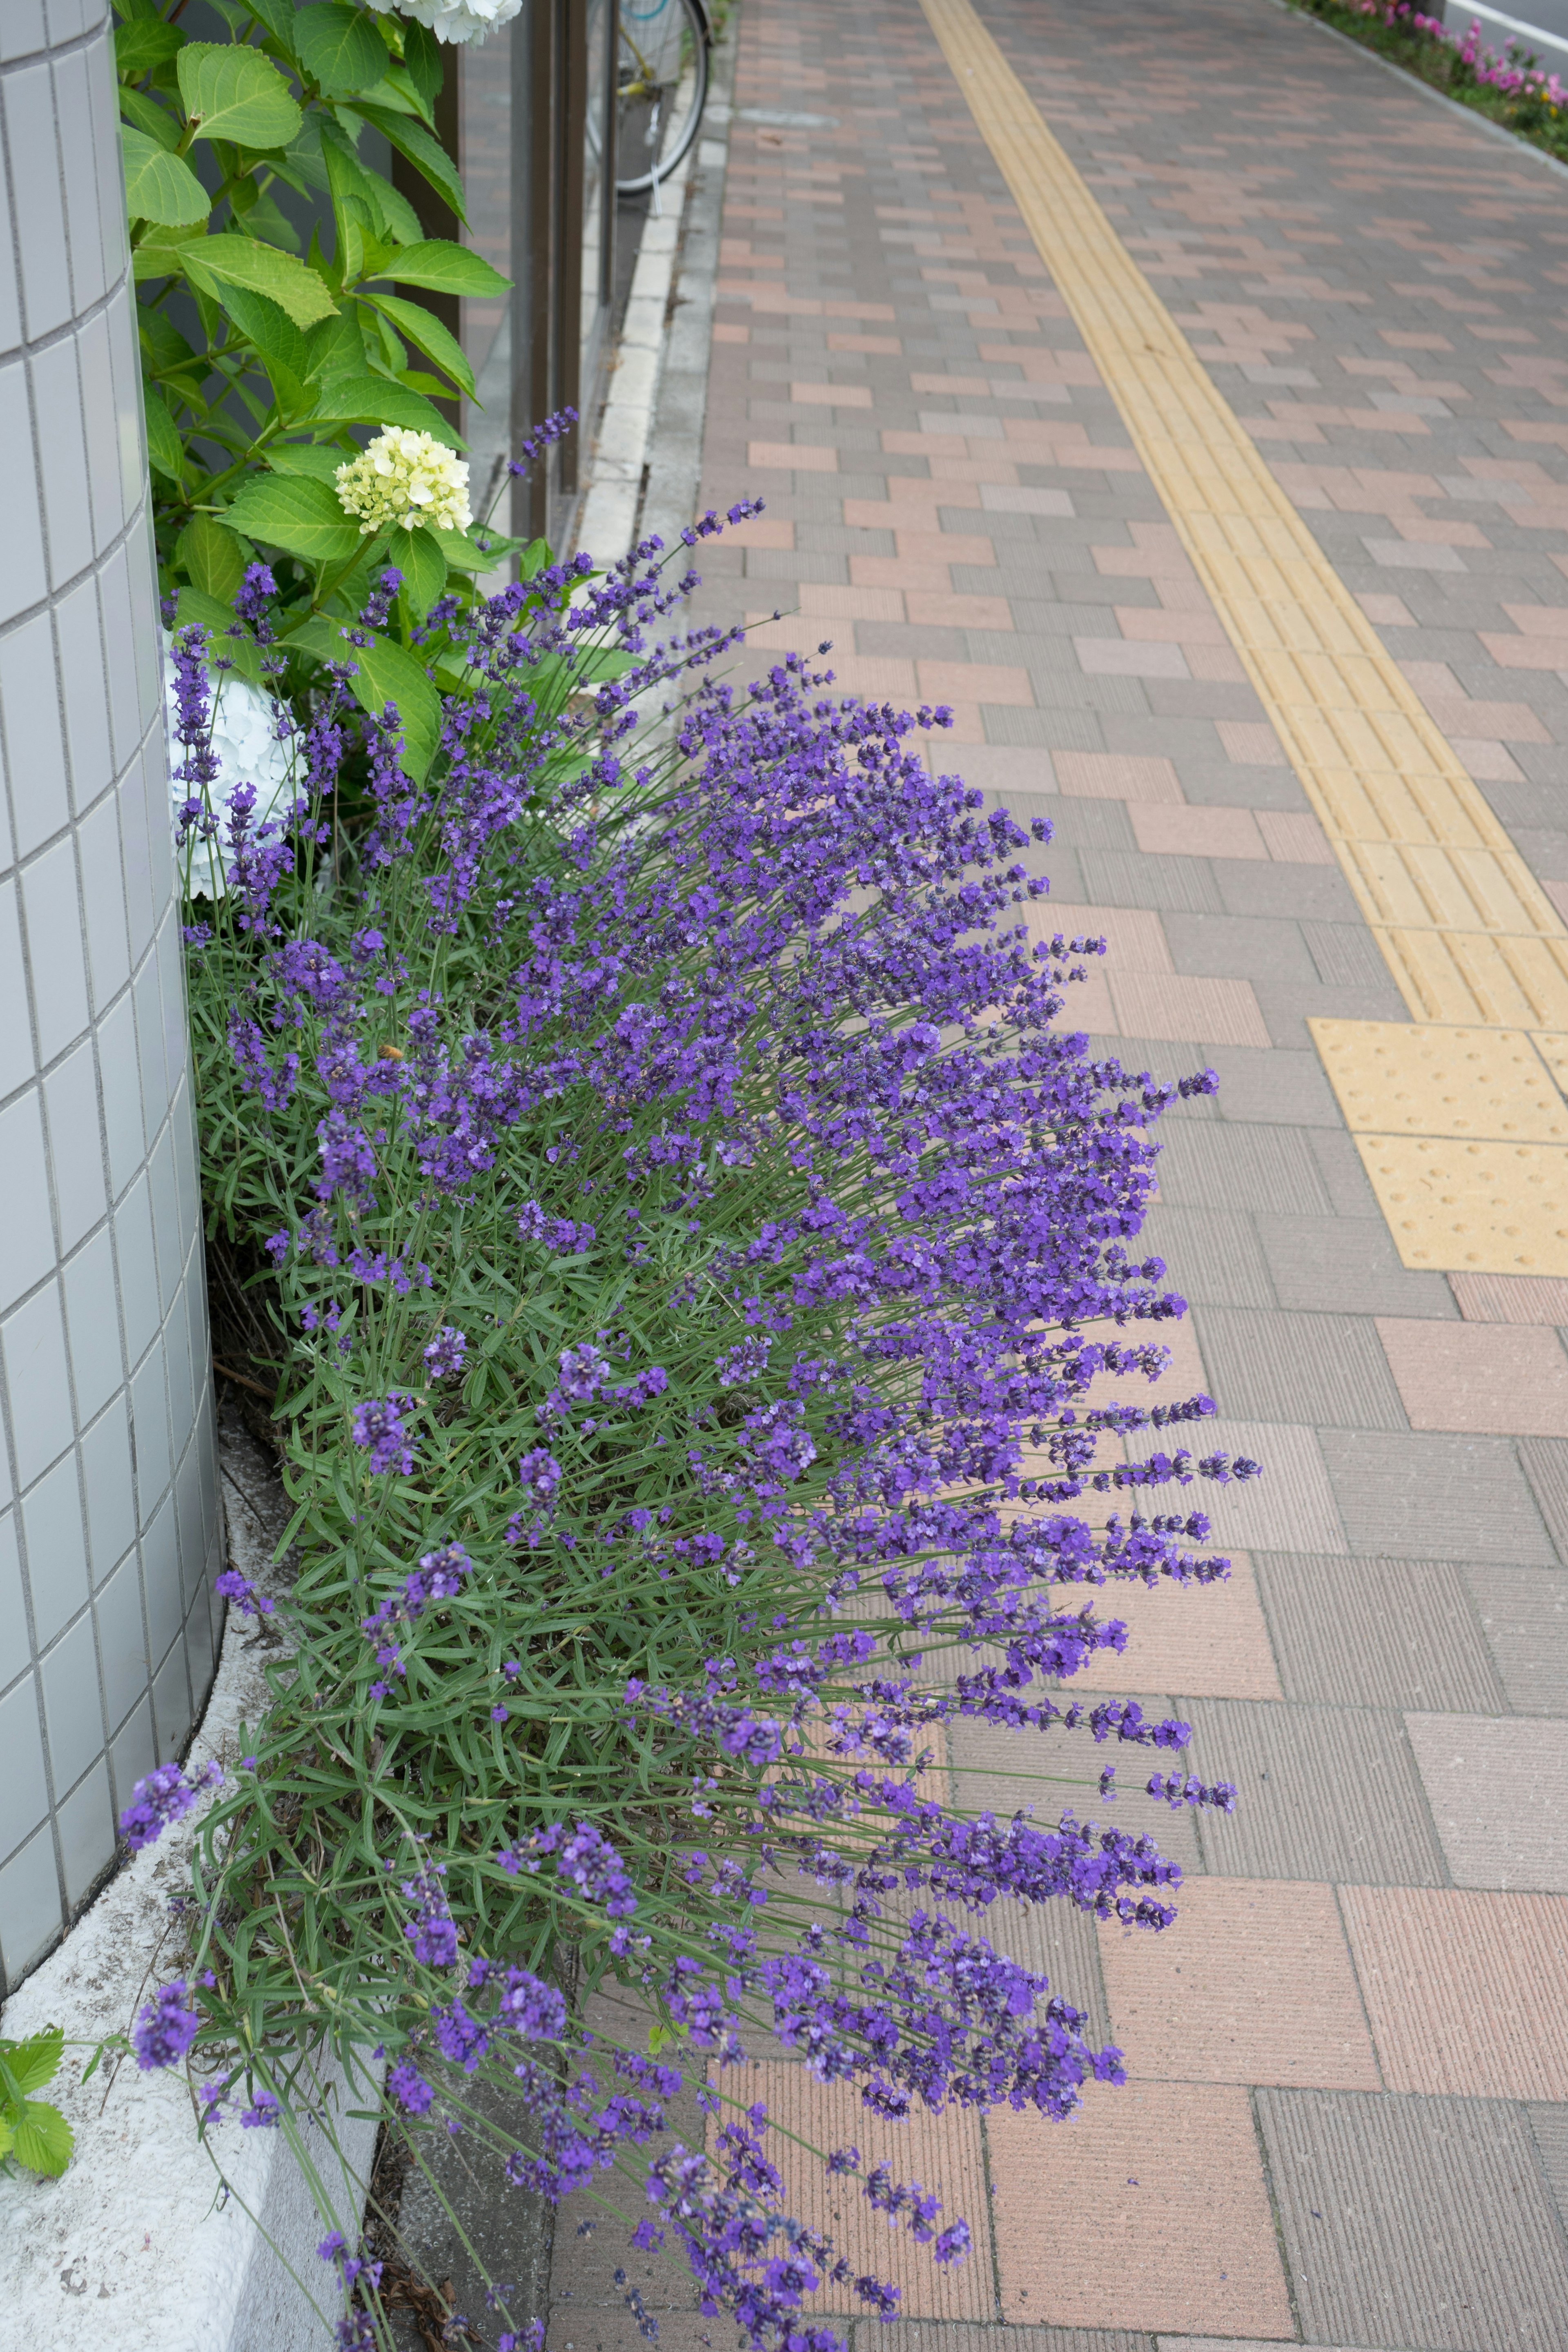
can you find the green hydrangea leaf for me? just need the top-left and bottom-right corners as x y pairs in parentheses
(121, 125), (211, 227)
(226, 472), (362, 565)
(177, 42), (303, 150)
(180, 235), (338, 329)
(366, 238), (510, 299)
(359, 291), (476, 399)
(283, 616), (444, 781)
(294, 4), (387, 99)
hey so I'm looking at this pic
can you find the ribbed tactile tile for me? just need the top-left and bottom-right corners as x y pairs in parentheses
(1375, 1316), (1568, 1437)
(717, 2064), (991, 2319)
(869, 2323), (1153, 2352)
(1098, 1875), (1379, 2089)
(1182, 1700), (1445, 1886)
(987, 2081), (1290, 2339)
(1254, 1552), (1504, 1713)
(1340, 1885), (1568, 2099)
(1405, 1712), (1568, 1891)
(1256, 2089), (1568, 2351)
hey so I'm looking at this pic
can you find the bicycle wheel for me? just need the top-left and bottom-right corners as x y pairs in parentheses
(615, 0), (710, 197)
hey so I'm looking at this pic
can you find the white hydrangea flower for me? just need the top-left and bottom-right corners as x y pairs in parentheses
(375, 0), (522, 45)
(335, 425), (473, 536)
(163, 637), (298, 901)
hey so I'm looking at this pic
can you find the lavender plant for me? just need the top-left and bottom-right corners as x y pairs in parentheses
(137, 503), (1253, 2348)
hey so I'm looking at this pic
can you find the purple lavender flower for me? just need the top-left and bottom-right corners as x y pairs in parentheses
(423, 1325), (468, 1380)
(215, 1568), (274, 1620)
(352, 1393), (416, 1475)
(119, 1760), (222, 1852)
(133, 1980), (201, 2070)
(401, 1857), (459, 1967)
(240, 2090), (281, 2128)
(387, 2060), (435, 2114)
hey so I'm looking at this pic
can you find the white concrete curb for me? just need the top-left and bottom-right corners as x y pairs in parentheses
(0, 1430), (380, 2352)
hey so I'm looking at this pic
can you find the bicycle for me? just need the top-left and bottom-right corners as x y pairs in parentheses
(615, 0), (711, 197)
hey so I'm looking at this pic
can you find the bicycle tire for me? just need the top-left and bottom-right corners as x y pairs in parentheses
(615, 0), (710, 197)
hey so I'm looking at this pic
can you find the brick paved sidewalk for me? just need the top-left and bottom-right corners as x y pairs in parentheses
(546, 4), (1568, 2349)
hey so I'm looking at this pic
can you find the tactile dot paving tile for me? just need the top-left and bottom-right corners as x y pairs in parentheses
(1255, 2089), (1568, 2352)
(987, 2080), (1291, 2340)
(1339, 1885), (1568, 2100)
(1350, 1131), (1568, 1275)
(1310, 1018), (1568, 1143)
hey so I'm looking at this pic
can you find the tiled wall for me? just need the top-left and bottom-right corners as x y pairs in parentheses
(0, 0), (220, 1991)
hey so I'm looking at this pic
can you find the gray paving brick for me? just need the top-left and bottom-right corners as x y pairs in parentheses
(1519, 1438), (1568, 1567)
(1194, 1045), (1341, 1127)
(1212, 862), (1361, 922)
(1301, 919), (1396, 992)
(1136, 1203), (1276, 1310)
(1530, 2102), (1568, 2238)
(1254, 980), (1412, 1051)
(1152, 1122), (1335, 1217)
(1194, 1304), (1408, 1431)
(1256, 1552), (1505, 1713)
(947, 1708), (1202, 1875)
(1322, 1431), (1558, 1564)
(1255, 1214), (1459, 1319)
(1308, 1128), (1390, 1220)
(1463, 1564), (1568, 1715)
(1256, 2091), (1568, 2352)
(1183, 1698), (1445, 1883)
(1076, 849), (1227, 914)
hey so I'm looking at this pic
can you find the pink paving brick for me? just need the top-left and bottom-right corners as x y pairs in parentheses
(1022, 900), (1172, 971)
(988, 2082), (1292, 2338)
(1116, 605), (1231, 646)
(1054, 750), (1185, 802)
(850, 555), (951, 593)
(1355, 590), (1417, 624)
(1131, 806), (1269, 860)
(1340, 1885), (1568, 2100)
(1072, 1551), (1285, 1701)
(1451, 735), (1526, 781)
(796, 580), (906, 624)
(1451, 1271), (1568, 1322)
(725, 514), (794, 549)
(906, 590), (1013, 630)
(1256, 810), (1337, 862)
(916, 658), (1033, 704)
(825, 332), (902, 352)
(1375, 1319), (1568, 1437)
(1216, 720), (1289, 766)
(717, 2063), (991, 2320)
(894, 530), (996, 566)
(1108, 971), (1272, 1049)
(1099, 1877), (1378, 2087)
(746, 440), (839, 471)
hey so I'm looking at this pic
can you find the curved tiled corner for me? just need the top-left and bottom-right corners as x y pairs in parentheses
(0, 0), (220, 1991)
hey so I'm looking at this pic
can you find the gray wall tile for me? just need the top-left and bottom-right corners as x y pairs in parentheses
(104, 285), (143, 538)
(0, 1675), (49, 1861)
(31, 331), (92, 589)
(147, 1120), (181, 1318)
(129, 1341), (170, 1507)
(0, 1512), (24, 1689)
(94, 1547), (148, 1731)
(0, 609), (67, 857)
(0, 9), (48, 67)
(79, 1396), (133, 1581)
(53, 46), (106, 315)
(114, 1174), (158, 1365)
(62, 1226), (120, 1420)
(0, 1828), (62, 1980)
(149, 1635), (191, 1761)
(40, 1608), (103, 1791)
(0, 879), (33, 1098)
(119, 748), (157, 958)
(0, 70), (67, 341)
(53, 573), (110, 806)
(2, 1277), (72, 1487)
(0, 358), (48, 625)
(20, 1448), (85, 1648)
(42, 1039), (106, 1251)
(20, 833), (89, 1063)
(97, 994), (144, 1195)
(54, 1755), (112, 1907)
(99, 542), (140, 768)
(75, 790), (131, 1008)
(107, 1691), (154, 1812)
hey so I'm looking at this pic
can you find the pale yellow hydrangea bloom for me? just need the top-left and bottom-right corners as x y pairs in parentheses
(334, 426), (472, 537)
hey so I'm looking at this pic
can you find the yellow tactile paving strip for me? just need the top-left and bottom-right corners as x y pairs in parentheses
(920, 0), (1568, 1274)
